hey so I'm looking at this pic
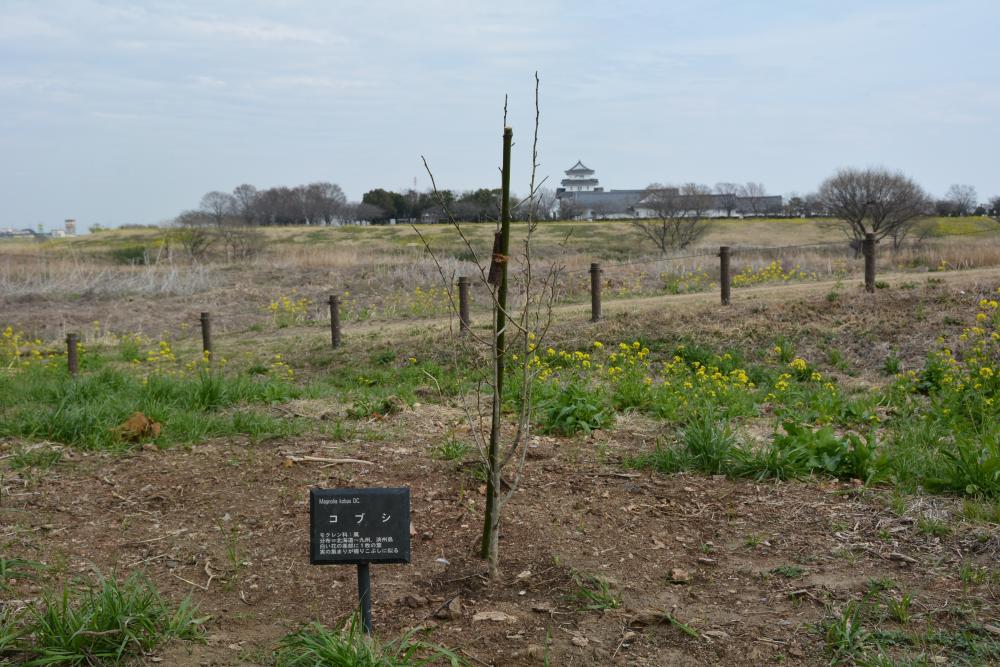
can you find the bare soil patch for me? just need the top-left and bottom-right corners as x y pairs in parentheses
(3, 402), (995, 665)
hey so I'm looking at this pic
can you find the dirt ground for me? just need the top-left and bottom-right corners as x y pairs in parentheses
(3, 269), (1000, 666)
(2, 403), (997, 666)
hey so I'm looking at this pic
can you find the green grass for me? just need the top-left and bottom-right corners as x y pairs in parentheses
(0, 557), (46, 591)
(770, 565), (807, 579)
(431, 437), (471, 463)
(4, 573), (205, 665)
(9, 446), (63, 472)
(570, 573), (621, 612)
(618, 297), (1000, 500)
(275, 617), (463, 667)
(823, 602), (872, 665)
(0, 359), (306, 450)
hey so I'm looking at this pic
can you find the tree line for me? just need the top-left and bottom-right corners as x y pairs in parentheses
(168, 174), (997, 260)
(631, 168), (999, 254)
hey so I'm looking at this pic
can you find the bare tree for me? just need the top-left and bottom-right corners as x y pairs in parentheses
(818, 167), (931, 251)
(534, 187), (558, 220)
(714, 182), (740, 217)
(804, 192), (825, 216)
(200, 191), (237, 227)
(341, 202), (383, 225)
(739, 182), (768, 216)
(989, 195), (1000, 221)
(304, 182), (347, 225)
(557, 197), (584, 221)
(632, 183), (713, 253)
(200, 189), (267, 261)
(945, 184), (977, 216)
(414, 75), (558, 579)
(172, 210), (214, 260)
(232, 184), (259, 226)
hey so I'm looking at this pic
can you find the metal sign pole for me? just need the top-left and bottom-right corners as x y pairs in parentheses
(357, 563), (372, 634)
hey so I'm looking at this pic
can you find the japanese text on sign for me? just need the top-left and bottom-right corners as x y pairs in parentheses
(309, 487), (410, 565)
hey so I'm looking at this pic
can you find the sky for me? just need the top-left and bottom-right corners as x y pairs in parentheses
(1, 0), (998, 230)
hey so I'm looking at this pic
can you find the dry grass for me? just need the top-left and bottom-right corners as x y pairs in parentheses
(0, 253), (217, 297)
(2, 217), (998, 323)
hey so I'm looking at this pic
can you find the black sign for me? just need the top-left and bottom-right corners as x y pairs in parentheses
(309, 487), (411, 565)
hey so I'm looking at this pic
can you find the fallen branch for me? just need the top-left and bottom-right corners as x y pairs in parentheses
(284, 455), (374, 465)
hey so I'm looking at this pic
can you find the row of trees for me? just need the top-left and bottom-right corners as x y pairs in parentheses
(773, 184), (995, 219)
(632, 167), (1000, 254)
(361, 187), (559, 223)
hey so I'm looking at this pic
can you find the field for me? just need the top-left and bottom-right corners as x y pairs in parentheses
(2, 218), (999, 666)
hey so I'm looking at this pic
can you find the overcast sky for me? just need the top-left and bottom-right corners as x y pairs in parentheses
(2, 0), (997, 229)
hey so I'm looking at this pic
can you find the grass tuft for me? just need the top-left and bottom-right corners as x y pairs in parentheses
(7, 573), (205, 665)
(275, 616), (463, 667)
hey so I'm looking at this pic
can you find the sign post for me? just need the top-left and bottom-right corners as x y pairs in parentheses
(310, 487), (411, 634)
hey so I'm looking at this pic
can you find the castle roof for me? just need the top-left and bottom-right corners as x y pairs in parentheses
(565, 160), (594, 176)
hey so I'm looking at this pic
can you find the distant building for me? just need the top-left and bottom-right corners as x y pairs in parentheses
(556, 161), (648, 219)
(64, 219), (77, 236)
(555, 161), (782, 219)
(0, 227), (37, 238)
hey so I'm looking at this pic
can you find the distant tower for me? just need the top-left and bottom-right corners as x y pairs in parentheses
(64, 219), (77, 236)
(560, 160), (601, 193)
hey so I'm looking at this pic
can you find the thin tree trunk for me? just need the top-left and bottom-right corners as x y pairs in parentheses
(480, 127), (512, 578)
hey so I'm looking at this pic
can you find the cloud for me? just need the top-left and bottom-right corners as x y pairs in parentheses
(170, 16), (333, 44)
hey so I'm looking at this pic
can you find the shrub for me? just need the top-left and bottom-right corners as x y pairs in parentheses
(107, 244), (150, 265)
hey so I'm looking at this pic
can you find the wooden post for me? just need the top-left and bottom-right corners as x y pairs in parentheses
(200, 312), (212, 359)
(457, 277), (471, 334)
(863, 233), (876, 293)
(590, 262), (602, 322)
(719, 246), (731, 305)
(66, 333), (79, 377)
(328, 295), (341, 348)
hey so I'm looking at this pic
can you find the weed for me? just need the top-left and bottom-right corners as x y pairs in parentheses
(538, 383), (613, 435)
(1, 608), (22, 656)
(960, 496), (1000, 523)
(744, 534), (765, 548)
(771, 565), (806, 579)
(0, 557), (46, 590)
(772, 336), (795, 363)
(224, 528), (245, 575)
(9, 446), (63, 471)
(431, 437), (471, 463)
(883, 352), (901, 376)
(624, 417), (739, 475)
(679, 415), (738, 475)
(25, 573), (204, 664)
(275, 616), (463, 667)
(916, 516), (951, 537)
(958, 562), (997, 587)
(826, 347), (849, 371)
(328, 420), (357, 442)
(736, 422), (883, 483)
(662, 614), (699, 638)
(347, 395), (405, 420)
(886, 593), (914, 625)
(866, 577), (897, 596)
(571, 574), (621, 612)
(823, 602), (872, 665)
